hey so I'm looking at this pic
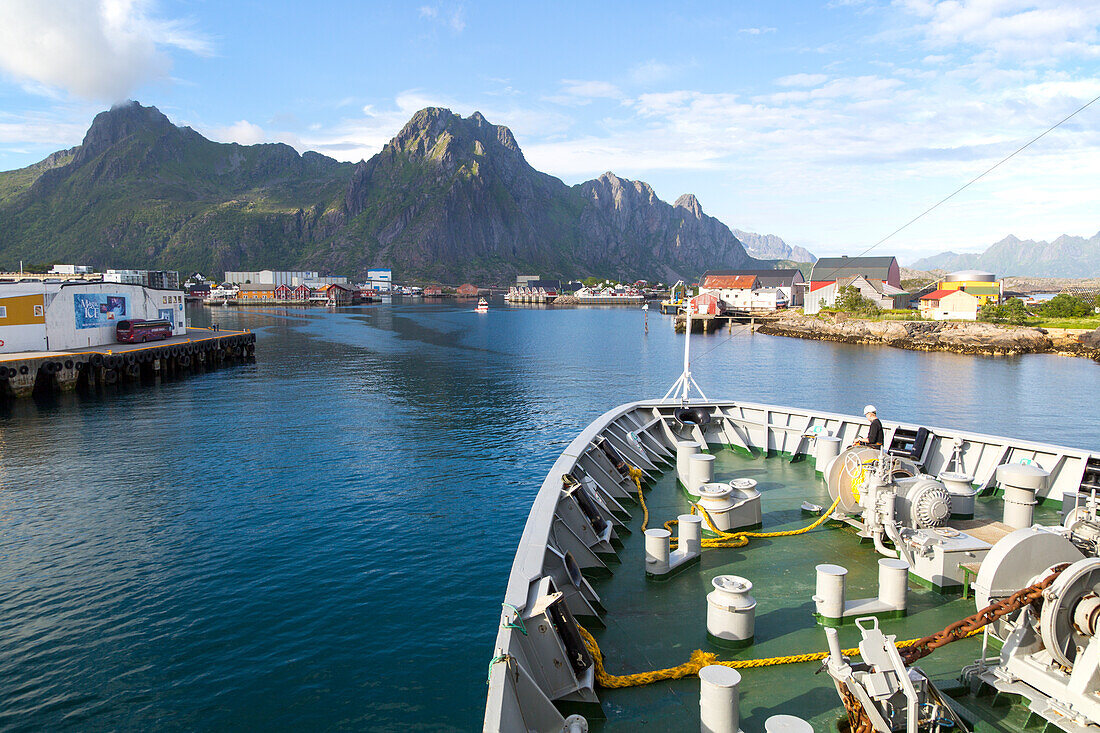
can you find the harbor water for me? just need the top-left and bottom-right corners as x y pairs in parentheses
(0, 300), (1096, 731)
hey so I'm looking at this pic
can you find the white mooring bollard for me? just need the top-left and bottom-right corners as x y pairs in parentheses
(676, 441), (701, 486)
(707, 575), (756, 648)
(815, 435), (842, 475)
(644, 528), (671, 576)
(814, 564), (847, 623)
(877, 558), (909, 612)
(699, 665), (741, 733)
(764, 715), (814, 733)
(679, 513), (702, 557)
(939, 471), (976, 518)
(688, 453), (716, 494)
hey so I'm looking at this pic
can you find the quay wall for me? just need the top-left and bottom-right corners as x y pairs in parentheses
(757, 314), (1100, 360)
(0, 329), (256, 400)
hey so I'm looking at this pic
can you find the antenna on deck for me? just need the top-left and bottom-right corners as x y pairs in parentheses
(662, 311), (708, 404)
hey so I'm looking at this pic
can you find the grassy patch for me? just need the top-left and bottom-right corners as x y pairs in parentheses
(1034, 316), (1100, 330)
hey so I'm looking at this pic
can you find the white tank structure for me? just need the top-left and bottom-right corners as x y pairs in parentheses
(813, 560), (909, 626)
(764, 715), (814, 733)
(696, 479), (762, 533)
(688, 453), (716, 495)
(997, 462), (1049, 529)
(707, 575), (756, 649)
(944, 269), (996, 283)
(814, 434), (842, 476)
(676, 441), (701, 487)
(939, 471), (976, 518)
(699, 665), (742, 733)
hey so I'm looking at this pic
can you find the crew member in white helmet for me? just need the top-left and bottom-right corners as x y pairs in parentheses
(856, 405), (884, 449)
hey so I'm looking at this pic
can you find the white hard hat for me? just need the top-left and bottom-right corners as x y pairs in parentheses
(864, 405), (877, 415)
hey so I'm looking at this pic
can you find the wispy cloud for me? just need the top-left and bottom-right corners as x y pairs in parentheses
(0, 0), (212, 102)
(738, 27), (777, 35)
(418, 2), (466, 33)
(899, 0), (1100, 62)
(776, 73), (829, 88)
(544, 79), (624, 106)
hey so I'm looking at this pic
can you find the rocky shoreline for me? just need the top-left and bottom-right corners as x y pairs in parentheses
(757, 314), (1100, 360)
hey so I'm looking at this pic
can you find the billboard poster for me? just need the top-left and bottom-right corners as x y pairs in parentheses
(74, 293), (128, 330)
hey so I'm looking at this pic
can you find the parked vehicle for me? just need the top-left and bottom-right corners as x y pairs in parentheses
(116, 319), (173, 343)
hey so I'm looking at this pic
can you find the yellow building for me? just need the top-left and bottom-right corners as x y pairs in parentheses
(237, 283), (279, 300)
(938, 270), (1001, 305)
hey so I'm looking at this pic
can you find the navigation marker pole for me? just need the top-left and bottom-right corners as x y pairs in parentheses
(662, 310), (708, 405)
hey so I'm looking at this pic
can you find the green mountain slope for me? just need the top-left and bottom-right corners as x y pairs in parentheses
(0, 101), (758, 282)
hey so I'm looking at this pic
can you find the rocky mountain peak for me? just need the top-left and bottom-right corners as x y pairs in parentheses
(75, 101), (176, 163)
(387, 107), (523, 165)
(674, 193), (703, 217)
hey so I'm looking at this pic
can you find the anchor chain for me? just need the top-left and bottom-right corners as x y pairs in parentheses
(838, 564), (1068, 732)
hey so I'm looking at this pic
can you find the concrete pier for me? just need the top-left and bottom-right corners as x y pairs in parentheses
(0, 328), (256, 400)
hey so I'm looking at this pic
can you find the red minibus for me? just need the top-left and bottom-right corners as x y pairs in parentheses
(116, 319), (173, 343)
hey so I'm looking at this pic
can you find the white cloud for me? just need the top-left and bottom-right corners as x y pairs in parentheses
(418, 2), (466, 33)
(738, 27), (777, 35)
(0, 0), (211, 102)
(629, 60), (677, 86)
(543, 79), (625, 106)
(776, 73), (829, 88)
(208, 120), (268, 146)
(901, 0), (1100, 62)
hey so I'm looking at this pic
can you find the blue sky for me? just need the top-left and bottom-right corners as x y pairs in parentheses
(1, 0), (1099, 264)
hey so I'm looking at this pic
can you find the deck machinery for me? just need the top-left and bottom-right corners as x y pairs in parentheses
(483, 397), (1100, 733)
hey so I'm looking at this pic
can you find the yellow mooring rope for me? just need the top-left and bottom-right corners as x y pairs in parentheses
(578, 624), (982, 688)
(556, 466), (983, 689)
(625, 464), (843, 547)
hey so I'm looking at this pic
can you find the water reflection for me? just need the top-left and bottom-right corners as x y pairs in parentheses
(0, 302), (1092, 731)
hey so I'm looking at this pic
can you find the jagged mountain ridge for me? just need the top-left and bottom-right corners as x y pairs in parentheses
(0, 102), (760, 282)
(732, 228), (816, 263)
(910, 233), (1100, 277)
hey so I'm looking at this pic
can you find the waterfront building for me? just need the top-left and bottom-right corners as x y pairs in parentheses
(805, 274), (909, 314)
(105, 269), (180, 290)
(686, 291), (722, 316)
(808, 256), (901, 291)
(366, 268), (393, 292)
(297, 275), (348, 286)
(701, 268), (805, 307)
(224, 270), (319, 287)
(919, 288), (981, 320)
(456, 283), (479, 296)
(49, 264), (93, 275)
(0, 280), (185, 353)
(316, 282), (356, 305)
(237, 283), (280, 301)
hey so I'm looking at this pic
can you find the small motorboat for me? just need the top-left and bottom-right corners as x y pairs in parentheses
(475, 298), (489, 313)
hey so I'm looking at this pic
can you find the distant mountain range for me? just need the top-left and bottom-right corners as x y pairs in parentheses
(910, 233), (1100, 278)
(0, 102), (777, 284)
(732, 229), (816, 263)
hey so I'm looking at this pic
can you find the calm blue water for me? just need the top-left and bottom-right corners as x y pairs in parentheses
(0, 300), (1095, 731)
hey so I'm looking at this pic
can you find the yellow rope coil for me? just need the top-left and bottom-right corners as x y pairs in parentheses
(625, 461), (841, 547)
(578, 624), (981, 689)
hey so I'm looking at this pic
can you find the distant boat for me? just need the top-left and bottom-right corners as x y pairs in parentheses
(475, 298), (489, 313)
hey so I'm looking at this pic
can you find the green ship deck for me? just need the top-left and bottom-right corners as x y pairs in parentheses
(586, 447), (1060, 732)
